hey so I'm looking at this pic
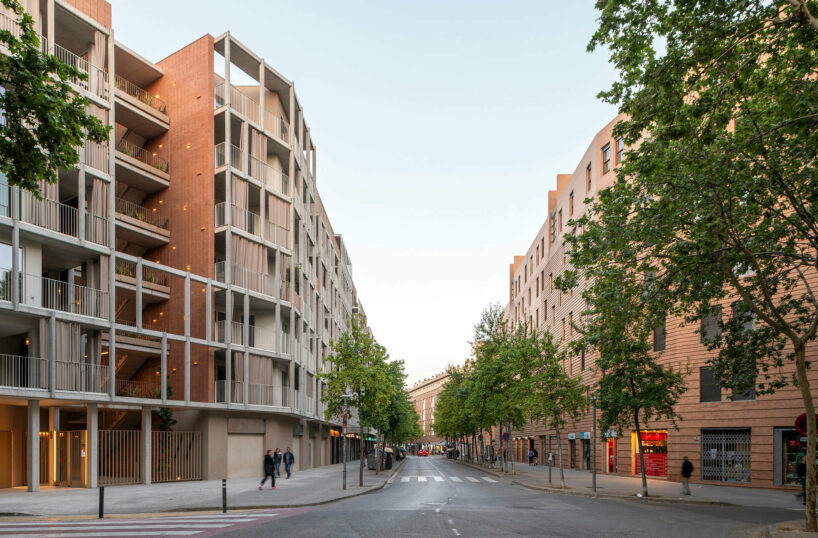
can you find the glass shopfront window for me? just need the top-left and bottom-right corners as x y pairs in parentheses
(775, 427), (806, 486)
(632, 430), (668, 477)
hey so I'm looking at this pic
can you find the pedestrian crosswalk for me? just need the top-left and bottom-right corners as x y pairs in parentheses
(0, 510), (285, 537)
(399, 475), (498, 484)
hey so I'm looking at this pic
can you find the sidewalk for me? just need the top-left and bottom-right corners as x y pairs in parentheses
(0, 460), (403, 517)
(455, 459), (803, 509)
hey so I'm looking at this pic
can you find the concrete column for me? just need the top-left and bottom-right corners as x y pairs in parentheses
(161, 334), (168, 403)
(86, 403), (98, 488)
(26, 400), (40, 491)
(184, 273), (191, 403)
(11, 223), (18, 309)
(48, 312), (56, 397)
(77, 166), (86, 243)
(243, 292), (249, 406)
(142, 407), (151, 485)
(48, 407), (59, 485)
(288, 359), (295, 410)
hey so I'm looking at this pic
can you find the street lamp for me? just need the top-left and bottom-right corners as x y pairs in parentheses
(340, 392), (353, 490)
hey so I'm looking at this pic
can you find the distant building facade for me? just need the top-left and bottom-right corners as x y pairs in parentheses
(409, 371), (449, 447)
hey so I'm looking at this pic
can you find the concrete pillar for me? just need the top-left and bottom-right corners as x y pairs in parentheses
(48, 407), (59, 485)
(142, 407), (151, 485)
(86, 403), (98, 488)
(26, 400), (40, 491)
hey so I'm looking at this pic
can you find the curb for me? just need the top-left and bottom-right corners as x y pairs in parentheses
(452, 459), (732, 507)
(0, 460), (407, 520)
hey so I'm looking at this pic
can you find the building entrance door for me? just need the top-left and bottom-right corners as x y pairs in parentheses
(55, 431), (85, 487)
(569, 439), (577, 469)
(0, 431), (10, 488)
(607, 439), (618, 473)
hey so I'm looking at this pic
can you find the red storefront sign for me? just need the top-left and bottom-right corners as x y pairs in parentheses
(633, 430), (668, 478)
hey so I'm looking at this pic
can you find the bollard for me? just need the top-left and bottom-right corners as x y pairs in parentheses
(98, 486), (104, 519)
(222, 479), (227, 513)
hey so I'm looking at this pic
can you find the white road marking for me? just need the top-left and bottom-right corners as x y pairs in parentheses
(418, 476), (427, 482)
(0, 524), (230, 531)
(25, 532), (200, 537)
(481, 477), (497, 483)
(466, 477), (480, 482)
(448, 519), (454, 525)
(401, 476), (410, 482)
(434, 476), (444, 482)
(452, 529), (461, 536)
(435, 508), (441, 513)
(449, 476), (462, 482)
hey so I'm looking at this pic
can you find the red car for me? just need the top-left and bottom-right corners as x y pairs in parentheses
(418, 449), (429, 456)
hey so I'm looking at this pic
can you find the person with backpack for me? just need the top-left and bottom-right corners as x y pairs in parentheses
(258, 450), (276, 490)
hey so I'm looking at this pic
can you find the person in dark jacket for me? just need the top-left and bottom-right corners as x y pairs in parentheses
(273, 448), (282, 476)
(283, 447), (295, 478)
(258, 450), (276, 490)
(681, 456), (694, 495)
(798, 461), (807, 505)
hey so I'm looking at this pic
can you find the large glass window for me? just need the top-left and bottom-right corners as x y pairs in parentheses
(700, 367), (721, 402)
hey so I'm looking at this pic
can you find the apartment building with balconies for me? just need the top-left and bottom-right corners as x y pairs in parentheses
(0, 0), (369, 491)
(501, 114), (818, 491)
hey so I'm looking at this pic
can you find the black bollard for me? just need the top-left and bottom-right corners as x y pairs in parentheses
(222, 479), (227, 513)
(98, 486), (104, 519)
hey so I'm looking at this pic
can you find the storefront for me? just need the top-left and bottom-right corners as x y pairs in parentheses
(580, 432), (591, 470)
(775, 428), (803, 486)
(606, 438), (618, 473)
(701, 428), (751, 483)
(631, 430), (668, 477)
(330, 428), (342, 464)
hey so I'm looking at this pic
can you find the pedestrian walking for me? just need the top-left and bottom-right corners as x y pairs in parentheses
(533, 448), (539, 466)
(283, 447), (295, 478)
(798, 460), (807, 505)
(258, 450), (276, 490)
(681, 456), (694, 495)
(528, 449), (534, 465)
(273, 448), (282, 477)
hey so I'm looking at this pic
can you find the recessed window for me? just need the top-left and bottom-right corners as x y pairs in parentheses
(700, 367), (721, 402)
(569, 191), (574, 218)
(615, 136), (624, 165)
(550, 211), (557, 243)
(569, 312), (573, 337)
(731, 301), (756, 333)
(562, 318), (566, 339)
(701, 306), (722, 344)
(581, 348), (585, 370)
(602, 143), (611, 174)
(585, 163), (592, 193)
(653, 319), (666, 352)
(558, 209), (563, 233)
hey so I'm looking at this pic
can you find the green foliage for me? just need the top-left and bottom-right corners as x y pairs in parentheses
(157, 377), (176, 431)
(0, 0), (109, 197)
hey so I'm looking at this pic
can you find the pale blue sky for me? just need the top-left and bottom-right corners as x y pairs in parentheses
(109, 0), (619, 385)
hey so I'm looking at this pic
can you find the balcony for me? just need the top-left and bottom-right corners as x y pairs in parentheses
(53, 43), (108, 100)
(115, 75), (167, 115)
(214, 261), (273, 296)
(215, 380), (243, 404)
(83, 140), (110, 174)
(115, 197), (169, 248)
(214, 203), (260, 238)
(214, 83), (260, 124)
(248, 156), (288, 197)
(11, 188), (108, 246)
(215, 320), (244, 346)
(214, 142), (243, 173)
(114, 259), (170, 305)
(264, 110), (290, 144)
(115, 378), (160, 399)
(115, 139), (170, 193)
(1, 270), (109, 319)
(0, 354), (48, 390)
(248, 383), (285, 407)
(55, 360), (107, 393)
(267, 222), (291, 251)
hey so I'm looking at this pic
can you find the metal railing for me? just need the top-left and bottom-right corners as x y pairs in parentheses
(152, 431), (203, 483)
(116, 138), (169, 174)
(53, 43), (108, 99)
(114, 75), (167, 114)
(214, 261), (273, 296)
(0, 354), (48, 390)
(214, 142), (243, 172)
(115, 379), (160, 399)
(84, 140), (109, 173)
(267, 221), (291, 249)
(116, 197), (168, 229)
(55, 360), (107, 393)
(115, 259), (169, 287)
(214, 320), (244, 345)
(217, 203), (260, 237)
(248, 384), (285, 407)
(214, 380), (243, 404)
(214, 83), (226, 108)
(39, 274), (109, 318)
(230, 85), (260, 124)
(264, 110), (290, 142)
(280, 330), (290, 355)
(19, 191), (77, 238)
(84, 211), (109, 246)
(0, 11), (48, 53)
(249, 157), (288, 197)
(99, 430), (142, 485)
(0, 268), (20, 302)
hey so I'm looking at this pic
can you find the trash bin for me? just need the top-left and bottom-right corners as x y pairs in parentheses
(366, 449), (378, 470)
(384, 448), (393, 470)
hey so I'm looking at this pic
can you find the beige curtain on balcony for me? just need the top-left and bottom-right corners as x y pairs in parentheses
(32, 179), (59, 231)
(39, 319), (82, 390)
(93, 31), (108, 98)
(267, 194), (290, 229)
(89, 177), (108, 245)
(231, 236), (268, 291)
(231, 350), (244, 392)
(249, 354), (273, 385)
(250, 129), (266, 159)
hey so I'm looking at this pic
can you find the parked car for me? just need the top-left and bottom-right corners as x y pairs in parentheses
(418, 449), (429, 456)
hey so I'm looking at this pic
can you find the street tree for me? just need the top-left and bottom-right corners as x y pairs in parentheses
(320, 313), (391, 487)
(587, 0), (818, 524)
(0, 0), (109, 196)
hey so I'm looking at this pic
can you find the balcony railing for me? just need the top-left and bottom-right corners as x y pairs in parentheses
(214, 203), (260, 237)
(115, 378), (160, 399)
(248, 383), (285, 407)
(264, 110), (290, 142)
(214, 142), (243, 172)
(0, 354), (48, 390)
(214, 380), (243, 404)
(267, 221), (291, 250)
(55, 360), (107, 393)
(214, 261), (273, 296)
(0, 12), (47, 54)
(215, 320), (244, 346)
(114, 75), (167, 114)
(115, 259), (168, 287)
(248, 156), (288, 197)
(116, 138), (169, 174)
(19, 190), (77, 238)
(53, 43), (108, 100)
(39, 274), (109, 318)
(84, 140), (109, 173)
(116, 197), (168, 229)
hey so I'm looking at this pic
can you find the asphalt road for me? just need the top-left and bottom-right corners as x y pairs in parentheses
(219, 455), (800, 537)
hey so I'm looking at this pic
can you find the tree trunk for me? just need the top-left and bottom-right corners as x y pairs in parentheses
(480, 428), (485, 466)
(359, 422), (365, 488)
(499, 423), (504, 472)
(548, 431), (552, 485)
(634, 410), (648, 497)
(796, 344), (817, 532)
(509, 421), (515, 475)
(377, 430), (385, 475)
(556, 421), (564, 488)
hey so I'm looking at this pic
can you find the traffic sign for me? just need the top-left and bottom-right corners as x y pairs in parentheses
(502, 432), (510, 441)
(795, 413), (818, 436)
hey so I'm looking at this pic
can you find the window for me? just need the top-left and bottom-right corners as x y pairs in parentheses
(562, 243), (566, 265)
(569, 191), (574, 217)
(653, 319), (666, 352)
(733, 384), (756, 401)
(549, 273), (553, 294)
(541, 237), (544, 257)
(559, 292), (562, 307)
(581, 348), (585, 371)
(562, 318), (566, 339)
(569, 312), (573, 336)
(701, 429), (751, 483)
(536, 245), (540, 263)
(615, 136), (624, 165)
(731, 301), (756, 333)
(552, 305), (555, 326)
(527, 288), (531, 305)
(602, 143), (611, 174)
(586, 163), (592, 193)
(558, 210), (563, 232)
(530, 256), (533, 274)
(536, 277), (539, 297)
(701, 306), (722, 344)
(700, 367), (721, 402)
(544, 300), (547, 320)
(524, 266), (527, 284)
(550, 211), (557, 243)
(536, 309), (539, 328)
(541, 270), (545, 292)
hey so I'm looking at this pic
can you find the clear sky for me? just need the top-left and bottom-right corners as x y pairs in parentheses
(109, 0), (619, 386)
